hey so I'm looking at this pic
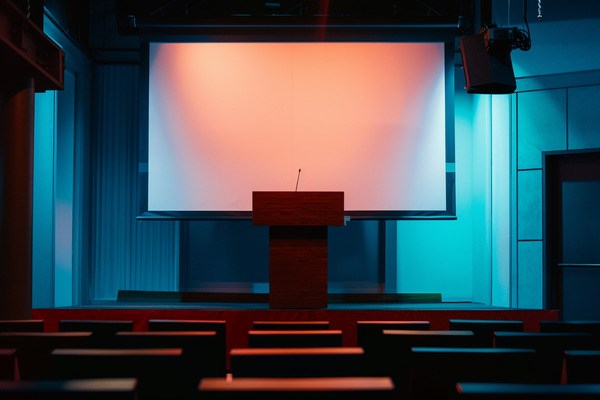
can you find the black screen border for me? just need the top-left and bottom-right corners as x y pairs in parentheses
(137, 28), (457, 221)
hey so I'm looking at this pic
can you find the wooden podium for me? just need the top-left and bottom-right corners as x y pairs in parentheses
(252, 191), (344, 309)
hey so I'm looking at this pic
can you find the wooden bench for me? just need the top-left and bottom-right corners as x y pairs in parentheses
(564, 350), (600, 383)
(247, 330), (343, 348)
(0, 349), (17, 379)
(380, 330), (477, 395)
(59, 320), (133, 334)
(51, 348), (185, 400)
(0, 332), (93, 379)
(356, 321), (430, 375)
(0, 320), (44, 333)
(382, 329), (477, 351)
(252, 321), (330, 330)
(448, 319), (524, 347)
(230, 347), (368, 377)
(114, 330), (226, 377)
(0, 378), (138, 400)
(356, 320), (430, 349)
(409, 347), (540, 400)
(147, 319), (227, 371)
(493, 331), (596, 383)
(58, 320), (134, 347)
(540, 320), (600, 336)
(147, 319), (226, 336)
(456, 382), (600, 399)
(199, 376), (395, 399)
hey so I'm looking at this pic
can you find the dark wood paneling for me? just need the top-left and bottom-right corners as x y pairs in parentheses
(252, 191), (344, 226)
(269, 226), (328, 309)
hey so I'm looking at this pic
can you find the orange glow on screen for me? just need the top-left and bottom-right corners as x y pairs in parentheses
(148, 42), (447, 212)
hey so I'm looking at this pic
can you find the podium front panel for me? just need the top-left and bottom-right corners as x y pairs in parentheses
(269, 226), (328, 309)
(252, 191), (344, 226)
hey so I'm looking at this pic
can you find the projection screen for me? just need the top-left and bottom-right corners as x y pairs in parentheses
(144, 41), (453, 219)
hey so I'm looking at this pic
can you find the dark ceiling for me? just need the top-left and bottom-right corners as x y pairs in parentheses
(112, 0), (473, 39)
(11, 0), (600, 62)
(115, 0), (469, 21)
(36, 0), (476, 62)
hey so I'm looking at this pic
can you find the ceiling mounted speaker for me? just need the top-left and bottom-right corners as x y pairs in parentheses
(460, 32), (516, 94)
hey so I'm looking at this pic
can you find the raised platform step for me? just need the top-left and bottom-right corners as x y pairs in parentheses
(116, 290), (442, 305)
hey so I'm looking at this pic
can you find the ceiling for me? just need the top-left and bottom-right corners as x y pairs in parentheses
(111, 0), (472, 39)
(110, 0), (600, 35)
(116, 0), (468, 20)
(32, 0), (600, 62)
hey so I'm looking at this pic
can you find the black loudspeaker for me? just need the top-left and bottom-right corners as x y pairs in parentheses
(460, 32), (516, 94)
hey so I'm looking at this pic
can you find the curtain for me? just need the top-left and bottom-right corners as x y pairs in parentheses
(91, 64), (178, 300)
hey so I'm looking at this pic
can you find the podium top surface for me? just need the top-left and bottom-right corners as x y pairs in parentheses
(252, 191), (344, 226)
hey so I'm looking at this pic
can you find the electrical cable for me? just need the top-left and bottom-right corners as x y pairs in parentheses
(512, 0), (532, 51)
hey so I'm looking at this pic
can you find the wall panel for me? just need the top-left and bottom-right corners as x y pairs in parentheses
(517, 240), (543, 309)
(517, 169), (542, 241)
(568, 85), (600, 150)
(517, 89), (566, 170)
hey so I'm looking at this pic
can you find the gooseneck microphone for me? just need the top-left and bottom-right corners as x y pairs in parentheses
(295, 168), (301, 191)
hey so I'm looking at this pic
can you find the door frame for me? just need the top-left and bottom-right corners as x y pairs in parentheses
(543, 148), (600, 315)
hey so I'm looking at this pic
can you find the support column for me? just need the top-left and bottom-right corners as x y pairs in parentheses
(0, 78), (35, 319)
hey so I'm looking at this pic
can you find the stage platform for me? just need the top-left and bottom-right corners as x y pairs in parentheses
(33, 294), (560, 368)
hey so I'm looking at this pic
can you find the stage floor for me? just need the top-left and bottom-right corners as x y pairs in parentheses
(104, 290), (547, 312)
(80, 300), (514, 311)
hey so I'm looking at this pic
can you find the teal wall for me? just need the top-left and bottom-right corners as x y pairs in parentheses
(512, 15), (600, 308)
(33, 14), (92, 307)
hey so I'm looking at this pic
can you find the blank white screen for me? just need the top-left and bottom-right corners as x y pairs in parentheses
(148, 42), (447, 212)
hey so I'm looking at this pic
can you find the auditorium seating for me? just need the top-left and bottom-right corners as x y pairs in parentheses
(0, 320), (44, 333)
(408, 347), (539, 400)
(564, 350), (600, 383)
(493, 331), (596, 383)
(7, 316), (596, 399)
(356, 320), (430, 349)
(113, 330), (226, 377)
(147, 319), (226, 335)
(540, 320), (600, 336)
(198, 376), (396, 399)
(252, 320), (330, 330)
(355, 321), (430, 376)
(51, 348), (186, 400)
(147, 319), (227, 370)
(449, 319), (524, 347)
(58, 320), (134, 347)
(0, 349), (17, 379)
(382, 329), (477, 352)
(493, 331), (596, 350)
(379, 329), (477, 395)
(0, 332), (93, 379)
(247, 329), (343, 348)
(58, 319), (134, 334)
(229, 347), (369, 377)
(0, 378), (138, 400)
(455, 382), (600, 399)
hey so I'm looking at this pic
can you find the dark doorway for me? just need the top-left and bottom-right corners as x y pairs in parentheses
(544, 149), (600, 319)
